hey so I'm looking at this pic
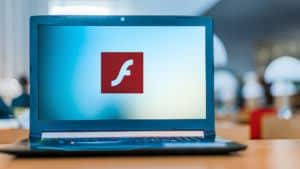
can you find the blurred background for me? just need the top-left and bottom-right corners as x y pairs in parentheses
(0, 0), (299, 141)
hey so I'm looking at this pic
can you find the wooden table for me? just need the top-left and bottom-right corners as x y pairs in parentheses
(0, 129), (28, 144)
(1, 124), (300, 169)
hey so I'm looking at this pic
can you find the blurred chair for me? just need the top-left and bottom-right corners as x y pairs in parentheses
(250, 56), (300, 139)
(11, 76), (30, 119)
(261, 114), (300, 139)
(0, 97), (12, 119)
(214, 68), (239, 117)
(242, 72), (265, 109)
(237, 72), (265, 123)
(11, 76), (30, 109)
(250, 108), (275, 139)
(214, 34), (241, 119)
(264, 56), (300, 119)
(0, 77), (24, 119)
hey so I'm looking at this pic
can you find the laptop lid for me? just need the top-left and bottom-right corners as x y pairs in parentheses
(30, 16), (214, 140)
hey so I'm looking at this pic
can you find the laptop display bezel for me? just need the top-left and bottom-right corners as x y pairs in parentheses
(30, 16), (214, 140)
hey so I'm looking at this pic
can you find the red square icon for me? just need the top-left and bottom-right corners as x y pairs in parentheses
(101, 52), (143, 93)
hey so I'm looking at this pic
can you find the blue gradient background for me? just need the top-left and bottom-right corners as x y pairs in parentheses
(38, 26), (206, 120)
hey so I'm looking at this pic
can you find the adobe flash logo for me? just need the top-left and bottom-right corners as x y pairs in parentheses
(101, 52), (143, 93)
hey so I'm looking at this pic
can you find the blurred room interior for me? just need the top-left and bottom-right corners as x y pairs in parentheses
(0, 0), (299, 144)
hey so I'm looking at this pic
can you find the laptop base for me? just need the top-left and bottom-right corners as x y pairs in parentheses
(0, 138), (246, 157)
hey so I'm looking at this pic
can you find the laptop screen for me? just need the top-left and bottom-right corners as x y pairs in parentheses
(38, 26), (206, 120)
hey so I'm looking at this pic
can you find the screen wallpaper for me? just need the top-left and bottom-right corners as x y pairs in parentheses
(38, 26), (206, 120)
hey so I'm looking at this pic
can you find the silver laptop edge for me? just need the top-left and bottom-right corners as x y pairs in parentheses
(41, 131), (204, 139)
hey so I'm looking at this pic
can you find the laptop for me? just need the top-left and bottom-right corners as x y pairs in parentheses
(0, 16), (246, 156)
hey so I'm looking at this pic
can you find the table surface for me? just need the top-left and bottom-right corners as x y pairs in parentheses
(1, 123), (300, 169)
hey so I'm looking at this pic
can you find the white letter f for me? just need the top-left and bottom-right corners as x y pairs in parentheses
(111, 59), (134, 87)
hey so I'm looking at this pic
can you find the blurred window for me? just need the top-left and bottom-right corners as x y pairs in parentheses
(48, 0), (110, 15)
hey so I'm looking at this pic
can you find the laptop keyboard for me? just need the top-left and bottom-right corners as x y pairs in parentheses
(41, 137), (205, 145)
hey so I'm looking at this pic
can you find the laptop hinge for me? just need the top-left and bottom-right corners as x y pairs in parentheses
(41, 131), (205, 139)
